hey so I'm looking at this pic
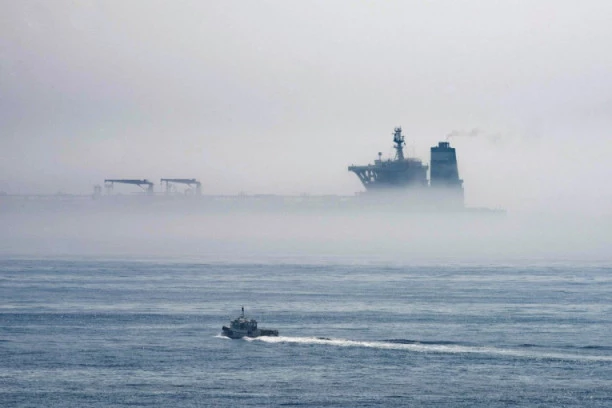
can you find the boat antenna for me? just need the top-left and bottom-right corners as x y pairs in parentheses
(241, 306), (244, 318)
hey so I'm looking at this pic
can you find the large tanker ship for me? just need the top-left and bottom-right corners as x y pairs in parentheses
(0, 127), (502, 214)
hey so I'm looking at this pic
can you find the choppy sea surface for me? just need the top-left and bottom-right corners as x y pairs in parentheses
(1, 258), (611, 407)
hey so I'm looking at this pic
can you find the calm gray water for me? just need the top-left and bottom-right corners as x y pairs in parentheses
(1, 259), (611, 407)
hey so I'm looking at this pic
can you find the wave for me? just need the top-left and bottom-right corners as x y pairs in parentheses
(245, 336), (612, 362)
(579, 345), (612, 351)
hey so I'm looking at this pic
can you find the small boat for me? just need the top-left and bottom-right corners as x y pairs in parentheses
(221, 307), (279, 339)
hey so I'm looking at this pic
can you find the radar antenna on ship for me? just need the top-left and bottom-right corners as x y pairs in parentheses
(393, 127), (405, 161)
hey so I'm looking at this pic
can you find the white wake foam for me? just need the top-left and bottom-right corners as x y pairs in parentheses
(245, 336), (612, 362)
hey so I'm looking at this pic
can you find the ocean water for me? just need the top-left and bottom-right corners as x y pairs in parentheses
(1, 259), (611, 407)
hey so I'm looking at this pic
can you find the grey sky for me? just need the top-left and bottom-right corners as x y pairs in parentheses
(1, 1), (611, 212)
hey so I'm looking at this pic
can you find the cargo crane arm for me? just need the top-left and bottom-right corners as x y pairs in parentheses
(104, 179), (154, 195)
(160, 178), (202, 195)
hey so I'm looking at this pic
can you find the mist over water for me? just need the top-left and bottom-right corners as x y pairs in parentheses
(1, 203), (611, 264)
(2, 1), (612, 406)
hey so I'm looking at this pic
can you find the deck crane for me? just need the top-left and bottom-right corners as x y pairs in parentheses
(160, 178), (202, 195)
(104, 179), (154, 195)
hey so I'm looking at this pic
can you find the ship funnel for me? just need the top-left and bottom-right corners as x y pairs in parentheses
(430, 141), (464, 206)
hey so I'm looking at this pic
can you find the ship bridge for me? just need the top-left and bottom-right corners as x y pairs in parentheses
(348, 127), (428, 190)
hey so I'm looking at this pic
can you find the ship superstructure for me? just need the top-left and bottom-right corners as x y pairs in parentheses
(348, 127), (464, 208)
(348, 127), (428, 190)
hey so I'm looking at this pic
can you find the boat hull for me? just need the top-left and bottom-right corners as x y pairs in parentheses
(222, 325), (279, 339)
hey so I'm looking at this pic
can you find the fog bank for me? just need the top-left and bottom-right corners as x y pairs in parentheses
(2, 207), (610, 265)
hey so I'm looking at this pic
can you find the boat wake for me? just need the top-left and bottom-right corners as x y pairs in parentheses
(246, 335), (612, 362)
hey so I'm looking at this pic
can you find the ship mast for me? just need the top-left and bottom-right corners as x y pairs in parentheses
(393, 127), (405, 161)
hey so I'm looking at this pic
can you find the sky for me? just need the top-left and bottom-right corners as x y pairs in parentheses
(1, 0), (612, 213)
